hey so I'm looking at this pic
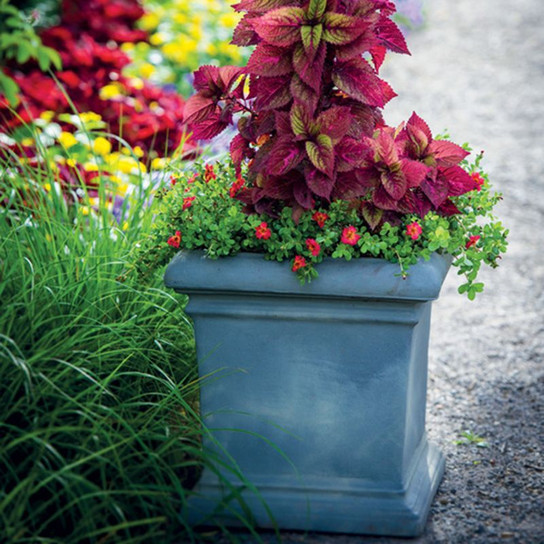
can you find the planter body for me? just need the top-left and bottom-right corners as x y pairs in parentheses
(164, 252), (451, 536)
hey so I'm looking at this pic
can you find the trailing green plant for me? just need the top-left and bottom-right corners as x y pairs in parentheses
(133, 152), (507, 299)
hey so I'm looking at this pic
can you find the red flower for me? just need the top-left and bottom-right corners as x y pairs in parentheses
(292, 256), (307, 272)
(229, 175), (245, 198)
(305, 238), (321, 257)
(312, 211), (329, 228)
(204, 164), (216, 183)
(182, 196), (195, 210)
(170, 175), (177, 186)
(255, 222), (271, 240)
(167, 230), (182, 248)
(471, 172), (485, 191)
(187, 173), (198, 184)
(466, 235), (481, 249)
(406, 222), (423, 240)
(341, 226), (361, 246)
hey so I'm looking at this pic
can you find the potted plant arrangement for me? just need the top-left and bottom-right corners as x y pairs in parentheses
(134, 0), (508, 537)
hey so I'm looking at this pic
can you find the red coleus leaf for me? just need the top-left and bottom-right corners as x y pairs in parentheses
(305, 167), (335, 199)
(375, 14), (410, 54)
(246, 43), (293, 76)
(335, 28), (375, 61)
(429, 140), (470, 168)
(193, 65), (221, 97)
(401, 158), (430, 188)
(230, 133), (252, 165)
(305, 133), (335, 177)
(381, 169), (407, 200)
(335, 137), (368, 171)
(293, 177), (314, 208)
(292, 41), (326, 91)
(440, 165), (481, 196)
(267, 136), (306, 175)
(437, 199), (461, 216)
(361, 201), (384, 230)
(183, 94), (216, 125)
(233, 0), (300, 12)
(231, 14), (260, 46)
(332, 171), (369, 199)
(253, 75), (292, 110)
(372, 184), (401, 211)
(290, 74), (319, 114)
(420, 173), (449, 208)
(191, 110), (229, 140)
(370, 45), (387, 71)
(274, 110), (293, 135)
(332, 57), (391, 107)
(401, 111), (432, 158)
(317, 106), (353, 141)
(252, 7), (305, 47)
(322, 13), (366, 45)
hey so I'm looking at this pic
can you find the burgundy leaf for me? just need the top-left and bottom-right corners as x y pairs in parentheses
(370, 45), (387, 71)
(372, 184), (401, 211)
(292, 41), (326, 91)
(420, 174), (449, 208)
(401, 158), (429, 188)
(275, 110), (293, 135)
(252, 7), (305, 47)
(268, 136), (305, 175)
(361, 201), (384, 230)
(380, 169), (407, 200)
(430, 140), (470, 167)
(331, 171), (368, 199)
(191, 111), (229, 140)
(261, 174), (296, 199)
(300, 24), (323, 59)
(231, 14), (260, 46)
(347, 101), (382, 137)
(317, 106), (353, 141)
(293, 178), (314, 208)
(354, 165), (380, 190)
(305, 167), (335, 199)
(332, 57), (390, 107)
(437, 199), (461, 216)
(183, 95), (215, 125)
(290, 73), (319, 114)
(441, 165), (481, 196)
(192, 65), (221, 97)
(253, 76), (292, 110)
(247, 43), (293, 76)
(335, 137), (368, 170)
(375, 14), (410, 54)
(233, 0), (300, 11)
(230, 133), (251, 165)
(335, 28), (375, 61)
(400, 111), (432, 158)
(411, 189), (433, 217)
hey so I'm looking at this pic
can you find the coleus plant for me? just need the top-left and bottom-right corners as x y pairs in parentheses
(184, 0), (480, 227)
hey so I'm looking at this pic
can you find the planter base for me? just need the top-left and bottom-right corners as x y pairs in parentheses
(187, 438), (444, 537)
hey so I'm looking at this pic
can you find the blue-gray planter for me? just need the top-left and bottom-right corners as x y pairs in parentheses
(164, 251), (451, 537)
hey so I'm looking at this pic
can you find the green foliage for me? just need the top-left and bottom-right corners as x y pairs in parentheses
(0, 0), (61, 105)
(454, 430), (489, 448)
(132, 153), (508, 299)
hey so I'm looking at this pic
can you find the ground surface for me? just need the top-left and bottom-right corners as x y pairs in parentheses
(212, 0), (544, 541)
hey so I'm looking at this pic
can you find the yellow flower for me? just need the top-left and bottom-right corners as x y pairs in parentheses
(99, 83), (124, 100)
(83, 161), (100, 172)
(150, 32), (167, 46)
(39, 110), (55, 122)
(129, 77), (144, 90)
(44, 182), (52, 192)
(92, 137), (112, 156)
(138, 12), (160, 31)
(151, 157), (167, 170)
(21, 137), (34, 147)
(79, 112), (102, 124)
(133, 146), (144, 158)
(206, 43), (217, 56)
(173, 13), (188, 25)
(140, 62), (155, 79)
(219, 12), (241, 28)
(67, 158), (77, 167)
(58, 131), (78, 148)
(121, 42), (135, 52)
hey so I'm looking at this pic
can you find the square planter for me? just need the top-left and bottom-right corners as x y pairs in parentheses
(164, 251), (451, 537)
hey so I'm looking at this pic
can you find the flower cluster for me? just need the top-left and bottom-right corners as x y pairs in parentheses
(134, 156), (508, 299)
(0, 0), (194, 158)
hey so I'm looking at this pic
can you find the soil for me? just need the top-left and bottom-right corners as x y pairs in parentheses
(211, 0), (544, 541)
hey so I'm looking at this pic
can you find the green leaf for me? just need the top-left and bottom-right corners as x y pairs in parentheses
(306, 0), (327, 20)
(290, 102), (311, 137)
(300, 23), (322, 54)
(305, 133), (334, 176)
(16, 42), (33, 65)
(0, 71), (19, 106)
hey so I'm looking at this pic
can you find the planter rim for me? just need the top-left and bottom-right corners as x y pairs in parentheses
(164, 251), (451, 302)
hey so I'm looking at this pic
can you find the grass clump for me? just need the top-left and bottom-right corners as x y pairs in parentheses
(0, 155), (206, 543)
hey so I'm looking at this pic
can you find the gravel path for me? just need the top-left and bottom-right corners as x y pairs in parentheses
(213, 0), (544, 541)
